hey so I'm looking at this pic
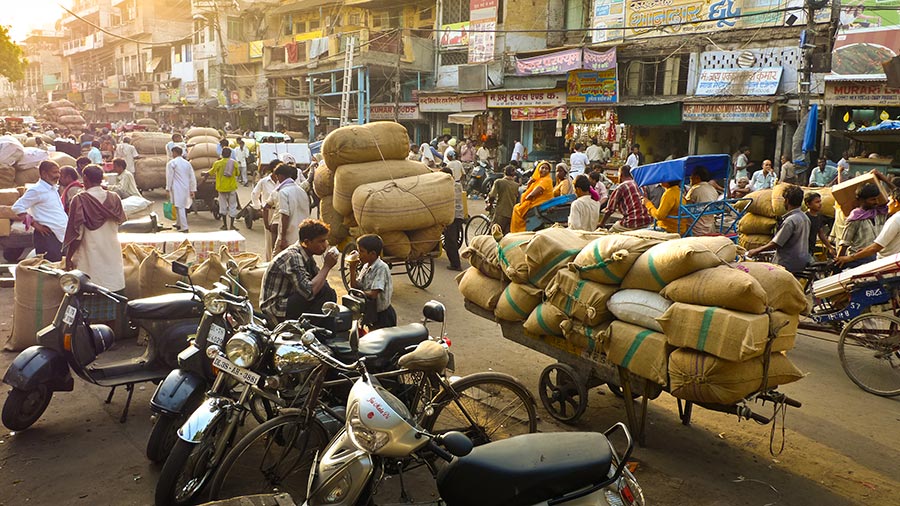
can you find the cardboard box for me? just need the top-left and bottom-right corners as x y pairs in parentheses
(0, 218), (10, 237)
(831, 172), (889, 214)
(0, 188), (18, 206)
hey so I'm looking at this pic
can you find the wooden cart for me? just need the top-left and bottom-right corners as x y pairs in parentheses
(339, 235), (442, 290)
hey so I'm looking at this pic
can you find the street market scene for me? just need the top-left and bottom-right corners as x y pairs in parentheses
(0, 0), (899, 505)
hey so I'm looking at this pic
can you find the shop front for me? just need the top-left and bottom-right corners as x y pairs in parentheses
(825, 81), (900, 174)
(417, 93), (488, 143)
(565, 66), (622, 163)
(486, 88), (567, 164)
(369, 102), (429, 145)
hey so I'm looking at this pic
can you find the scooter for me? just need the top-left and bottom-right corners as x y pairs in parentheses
(1, 264), (204, 431)
(466, 160), (489, 198)
(300, 333), (645, 506)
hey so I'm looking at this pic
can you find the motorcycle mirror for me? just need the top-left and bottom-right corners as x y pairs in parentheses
(172, 261), (190, 276)
(422, 301), (445, 323)
(440, 431), (473, 458)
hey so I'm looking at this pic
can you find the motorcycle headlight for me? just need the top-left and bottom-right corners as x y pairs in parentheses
(225, 332), (259, 368)
(59, 273), (81, 295)
(346, 401), (390, 454)
(203, 292), (227, 315)
(273, 342), (318, 374)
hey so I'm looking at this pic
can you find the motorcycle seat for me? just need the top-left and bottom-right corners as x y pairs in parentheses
(437, 432), (613, 506)
(357, 323), (429, 360)
(127, 292), (203, 320)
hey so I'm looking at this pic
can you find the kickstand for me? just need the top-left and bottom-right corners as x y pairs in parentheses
(119, 384), (135, 423)
(397, 461), (412, 503)
(105, 386), (116, 404)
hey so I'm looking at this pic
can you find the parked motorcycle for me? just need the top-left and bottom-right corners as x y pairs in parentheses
(1, 264), (204, 431)
(466, 160), (490, 198)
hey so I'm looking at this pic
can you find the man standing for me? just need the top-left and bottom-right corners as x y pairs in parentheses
(685, 166), (720, 235)
(569, 143), (589, 178)
(59, 166), (84, 214)
(11, 160), (68, 262)
(250, 163), (278, 260)
(165, 146), (196, 232)
(87, 141), (103, 165)
(747, 185), (810, 274)
(459, 137), (475, 165)
(733, 146), (753, 180)
(585, 138), (602, 164)
(166, 133), (187, 159)
(511, 139), (525, 163)
(487, 165), (519, 235)
(568, 175), (601, 231)
(233, 138), (250, 186)
(114, 137), (139, 173)
(445, 151), (464, 183)
(779, 154), (797, 184)
(837, 151), (851, 183)
(109, 158), (142, 199)
(63, 165), (126, 293)
(205, 147), (239, 230)
(625, 144), (643, 169)
(442, 167), (464, 271)
(272, 163), (310, 255)
(260, 219), (339, 322)
(599, 165), (654, 232)
(749, 159), (777, 191)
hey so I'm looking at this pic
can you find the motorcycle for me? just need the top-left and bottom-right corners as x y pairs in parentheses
(1, 264), (204, 431)
(301, 336), (644, 506)
(466, 160), (490, 198)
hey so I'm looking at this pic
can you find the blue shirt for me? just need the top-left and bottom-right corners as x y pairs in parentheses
(88, 146), (103, 164)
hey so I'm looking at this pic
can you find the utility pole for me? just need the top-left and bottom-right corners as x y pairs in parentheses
(799, 0), (815, 114)
(393, 28), (401, 123)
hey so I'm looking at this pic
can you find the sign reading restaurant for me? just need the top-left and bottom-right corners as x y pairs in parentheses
(682, 103), (774, 123)
(487, 89), (566, 108)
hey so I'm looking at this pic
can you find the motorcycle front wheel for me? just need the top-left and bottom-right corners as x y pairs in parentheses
(2, 386), (52, 431)
(155, 416), (230, 506)
(206, 412), (329, 502)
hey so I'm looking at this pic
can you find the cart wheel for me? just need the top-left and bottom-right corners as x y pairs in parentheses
(3, 247), (25, 263)
(339, 241), (358, 291)
(406, 256), (434, 289)
(211, 204), (221, 220)
(243, 212), (253, 229)
(538, 363), (588, 424)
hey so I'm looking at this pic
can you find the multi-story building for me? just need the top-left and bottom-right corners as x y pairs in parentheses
(20, 30), (65, 107)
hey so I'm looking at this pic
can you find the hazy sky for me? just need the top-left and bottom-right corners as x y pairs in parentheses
(5, 0), (69, 42)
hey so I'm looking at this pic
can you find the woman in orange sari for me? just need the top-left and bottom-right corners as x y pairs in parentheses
(510, 161), (554, 232)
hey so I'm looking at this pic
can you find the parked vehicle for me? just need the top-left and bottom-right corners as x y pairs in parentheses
(466, 160), (490, 198)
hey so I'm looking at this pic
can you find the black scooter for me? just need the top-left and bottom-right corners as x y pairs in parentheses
(1, 264), (204, 431)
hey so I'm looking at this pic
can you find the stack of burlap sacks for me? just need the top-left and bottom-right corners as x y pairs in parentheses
(130, 131), (173, 191)
(459, 230), (805, 405)
(315, 122), (455, 255)
(5, 243), (268, 352)
(185, 127), (221, 174)
(36, 99), (86, 132)
(738, 184), (836, 251)
(136, 118), (160, 132)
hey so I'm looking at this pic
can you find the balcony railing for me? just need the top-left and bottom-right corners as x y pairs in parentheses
(62, 32), (104, 56)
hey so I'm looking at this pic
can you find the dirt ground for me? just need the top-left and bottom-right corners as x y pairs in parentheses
(0, 188), (898, 506)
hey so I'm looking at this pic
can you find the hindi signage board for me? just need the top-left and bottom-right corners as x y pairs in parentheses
(583, 47), (617, 72)
(695, 67), (782, 96)
(419, 95), (462, 112)
(567, 70), (618, 104)
(469, 0), (498, 64)
(487, 89), (566, 108)
(515, 48), (583, 76)
(682, 102), (774, 122)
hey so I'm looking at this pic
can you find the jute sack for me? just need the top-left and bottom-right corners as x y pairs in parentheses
(734, 262), (807, 315)
(134, 157), (168, 190)
(191, 245), (261, 290)
(570, 230), (674, 284)
(461, 234), (504, 280)
(138, 242), (196, 298)
(333, 160), (430, 216)
(320, 196), (350, 245)
(668, 349), (803, 404)
(620, 236), (737, 291)
(313, 164), (335, 198)
(560, 319), (610, 354)
(737, 213), (776, 235)
(186, 127), (221, 139)
(352, 172), (455, 233)
(545, 268), (616, 326)
(241, 263), (267, 310)
(186, 135), (221, 146)
(188, 142), (220, 160)
(660, 265), (768, 314)
(770, 311), (799, 351)
(0, 164), (15, 188)
(407, 225), (443, 258)
(49, 151), (77, 168)
(0, 187), (19, 205)
(14, 167), (40, 185)
(494, 282), (543, 322)
(658, 302), (794, 361)
(131, 132), (172, 155)
(738, 233), (771, 252)
(745, 189), (776, 217)
(607, 289), (671, 332)
(604, 321), (673, 386)
(456, 267), (506, 311)
(0, 205), (15, 219)
(381, 230), (411, 258)
(499, 232), (536, 283)
(58, 114), (85, 124)
(322, 121), (410, 169)
(122, 243), (155, 300)
(801, 186), (835, 218)
(190, 157), (217, 171)
(525, 227), (605, 288)
(136, 118), (158, 127)
(523, 302), (567, 337)
(6, 257), (66, 351)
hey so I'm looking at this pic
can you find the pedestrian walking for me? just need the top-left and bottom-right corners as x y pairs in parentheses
(205, 147), (240, 230)
(271, 163), (310, 256)
(165, 146), (196, 232)
(442, 167), (464, 271)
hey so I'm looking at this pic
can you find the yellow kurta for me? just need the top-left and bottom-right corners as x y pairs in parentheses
(645, 185), (689, 235)
(510, 171), (554, 233)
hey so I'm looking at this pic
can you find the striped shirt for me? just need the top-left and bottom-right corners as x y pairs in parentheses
(607, 179), (653, 229)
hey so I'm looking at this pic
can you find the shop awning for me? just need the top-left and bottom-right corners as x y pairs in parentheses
(448, 112), (481, 125)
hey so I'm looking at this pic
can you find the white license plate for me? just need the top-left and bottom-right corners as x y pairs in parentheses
(213, 355), (261, 386)
(62, 305), (77, 325)
(208, 323), (226, 346)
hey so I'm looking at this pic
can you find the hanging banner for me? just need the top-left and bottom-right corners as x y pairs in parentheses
(439, 22), (470, 49)
(567, 70), (618, 104)
(695, 67), (783, 96)
(583, 47), (617, 72)
(511, 106), (567, 121)
(515, 48), (583, 76)
(469, 0), (498, 64)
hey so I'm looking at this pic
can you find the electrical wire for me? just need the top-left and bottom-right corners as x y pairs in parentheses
(57, 3), (206, 47)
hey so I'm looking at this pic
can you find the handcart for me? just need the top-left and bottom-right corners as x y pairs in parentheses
(191, 179), (241, 220)
(339, 233), (442, 290)
(525, 193), (575, 231)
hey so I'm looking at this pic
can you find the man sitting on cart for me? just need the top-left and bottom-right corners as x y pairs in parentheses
(747, 185), (810, 274)
(599, 164), (654, 232)
(836, 185), (900, 268)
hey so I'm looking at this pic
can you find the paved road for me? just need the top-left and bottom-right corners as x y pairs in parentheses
(0, 189), (898, 505)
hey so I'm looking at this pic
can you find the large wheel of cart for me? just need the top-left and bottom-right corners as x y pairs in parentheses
(210, 200), (222, 220)
(538, 363), (588, 423)
(339, 241), (358, 291)
(406, 256), (434, 289)
(838, 313), (900, 397)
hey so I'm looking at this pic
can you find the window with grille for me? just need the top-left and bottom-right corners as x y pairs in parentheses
(193, 20), (206, 45)
(228, 17), (244, 42)
(443, 0), (469, 24)
(442, 50), (468, 66)
(623, 56), (689, 97)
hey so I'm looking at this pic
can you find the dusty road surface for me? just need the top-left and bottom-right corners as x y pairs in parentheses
(1, 189), (898, 506)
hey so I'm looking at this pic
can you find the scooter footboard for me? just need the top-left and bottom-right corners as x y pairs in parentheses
(3, 345), (74, 392)
(150, 368), (206, 416)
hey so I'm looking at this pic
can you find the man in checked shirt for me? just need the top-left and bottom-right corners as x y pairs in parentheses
(599, 165), (654, 232)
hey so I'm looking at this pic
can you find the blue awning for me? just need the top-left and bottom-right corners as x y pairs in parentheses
(631, 154), (732, 187)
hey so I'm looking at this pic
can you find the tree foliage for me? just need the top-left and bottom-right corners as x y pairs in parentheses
(0, 25), (27, 82)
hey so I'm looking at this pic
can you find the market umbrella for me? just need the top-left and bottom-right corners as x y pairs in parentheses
(802, 104), (818, 154)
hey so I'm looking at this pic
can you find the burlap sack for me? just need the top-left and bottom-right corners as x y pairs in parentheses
(494, 282), (543, 322)
(658, 302), (793, 361)
(334, 160), (430, 216)
(660, 265), (768, 314)
(190, 157), (217, 171)
(570, 230), (675, 284)
(604, 321), (673, 386)
(134, 157), (168, 190)
(352, 172), (455, 233)
(0, 205), (16, 219)
(322, 121), (411, 169)
(313, 164), (334, 198)
(560, 319), (610, 354)
(186, 135), (220, 146)
(523, 302), (567, 337)
(122, 243), (155, 300)
(801, 186), (835, 218)
(186, 127), (220, 139)
(607, 289), (671, 332)
(320, 196), (350, 246)
(188, 142), (220, 160)
(190, 246), (261, 290)
(0, 164), (15, 188)
(668, 349), (804, 404)
(132, 132), (172, 155)
(138, 242), (196, 298)
(136, 118), (158, 127)
(621, 236), (737, 291)
(545, 268), (617, 326)
(407, 225), (443, 258)
(738, 233), (771, 251)
(241, 264), (267, 310)
(6, 257), (66, 351)
(381, 230), (411, 259)
(456, 267), (506, 311)
(525, 227), (605, 288)
(461, 234), (504, 280)
(14, 167), (40, 185)
(499, 232), (536, 284)
(770, 311), (798, 351)
(0, 187), (19, 205)
(58, 114), (85, 124)
(734, 262), (807, 315)
(48, 151), (77, 168)
(737, 213), (776, 235)
(745, 189), (776, 217)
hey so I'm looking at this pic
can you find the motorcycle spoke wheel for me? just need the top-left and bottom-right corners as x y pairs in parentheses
(838, 313), (900, 397)
(2, 386), (52, 431)
(156, 418), (228, 506)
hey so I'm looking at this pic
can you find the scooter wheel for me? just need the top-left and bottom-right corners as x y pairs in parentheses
(243, 212), (253, 230)
(2, 386), (52, 431)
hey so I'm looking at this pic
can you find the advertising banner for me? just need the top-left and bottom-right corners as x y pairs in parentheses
(695, 67), (783, 96)
(591, 0), (625, 43)
(682, 103), (774, 122)
(583, 47), (617, 72)
(832, 26), (900, 80)
(515, 48), (583, 76)
(469, 0), (498, 64)
(487, 89), (566, 108)
(567, 70), (618, 104)
(511, 106), (567, 121)
(825, 82), (900, 106)
(439, 22), (470, 49)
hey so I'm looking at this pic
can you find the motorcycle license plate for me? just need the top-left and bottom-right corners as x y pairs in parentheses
(213, 355), (261, 386)
(62, 305), (77, 325)
(208, 323), (226, 346)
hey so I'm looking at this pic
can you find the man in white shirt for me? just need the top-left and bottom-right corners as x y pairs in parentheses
(836, 194), (900, 266)
(568, 175), (601, 231)
(114, 137), (140, 173)
(444, 137), (457, 160)
(166, 133), (187, 159)
(511, 140), (525, 163)
(234, 138), (250, 186)
(272, 163), (310, 255)
(251, 164), (278, 260)
(585, 139), (602, 163)
(569, 143), (590, 178)
(749, 159), (777, 191)
(837, 151), (851, 183)
(625, 143), (642, 169)
(445, 151), (464, 182)
(733, 146), (753, 180)
(165, 146), (197, 232)
(109, 158), (142, 199)
(11, 160), (68, 262)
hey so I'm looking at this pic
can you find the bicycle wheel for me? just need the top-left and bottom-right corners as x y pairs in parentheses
(838, 313), (900, 397)
(207, 411), (330, 502)
(464, 214), (491, 246)
(422, 372), (536, 446)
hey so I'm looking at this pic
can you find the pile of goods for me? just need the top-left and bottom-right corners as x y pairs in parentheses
(459, 229), (805, 405)
(315, 122), (454, 255)
(0, 135), (50, 237)
(135, 117), (159, 132)
(130, 131), (174, 191)
(738, 184), (835, 251)
(185, 127), (222, 175)
(36, 99), (86, 132)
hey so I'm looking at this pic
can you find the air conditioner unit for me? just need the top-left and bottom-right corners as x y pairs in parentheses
(458, 64), (487, 91)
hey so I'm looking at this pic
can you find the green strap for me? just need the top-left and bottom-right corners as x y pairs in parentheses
(564, 279), (586, 314)
(529, 248), (583, 285)
(696, 307), (717, 351)
(576, 242), (622, 284)
(535, 306), (557, 335)
(504, 287), (528, 318)
(646, 253), (666, 288)
(498, 239), (527, 268)
(621, 329), (654, 368)
(585, 325), (596, 354)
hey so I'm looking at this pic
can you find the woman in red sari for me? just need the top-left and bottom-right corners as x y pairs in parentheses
(510, 161), (554, 233)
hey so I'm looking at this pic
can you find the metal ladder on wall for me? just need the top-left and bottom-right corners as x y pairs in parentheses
(339, 36), (355, 126)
